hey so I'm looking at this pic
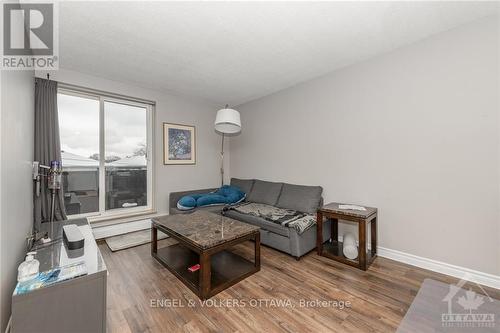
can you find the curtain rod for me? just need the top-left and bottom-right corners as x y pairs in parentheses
(57, 81), (156, 106)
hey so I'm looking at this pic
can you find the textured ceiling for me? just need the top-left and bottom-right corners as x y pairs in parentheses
(59, 1), (498, 105)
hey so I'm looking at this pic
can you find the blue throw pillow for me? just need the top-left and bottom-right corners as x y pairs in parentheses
(177, 196), (196, 210)
(177, 186), (246, 211)
(215, 185), (245, 205)
(197, 194), (227, 207)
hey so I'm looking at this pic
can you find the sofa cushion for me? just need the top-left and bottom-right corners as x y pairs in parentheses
(230, 178), (255, 196)
(170, 205), (223, 215)
(224, 210), (290, 237)
(276, 183), (323, 214)
(247, 180), (283, 206)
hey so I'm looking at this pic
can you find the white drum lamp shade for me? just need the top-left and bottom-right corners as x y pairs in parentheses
(214, 108), (241, 134)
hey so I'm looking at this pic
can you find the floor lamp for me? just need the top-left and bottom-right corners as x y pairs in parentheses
(214, 105), (241, 186)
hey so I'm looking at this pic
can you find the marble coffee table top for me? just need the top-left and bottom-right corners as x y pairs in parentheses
(319, 202), (377, 218)
(152, 211), (260, 250)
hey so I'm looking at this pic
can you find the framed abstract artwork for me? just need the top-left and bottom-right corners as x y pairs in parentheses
(163, 123), (196, 165)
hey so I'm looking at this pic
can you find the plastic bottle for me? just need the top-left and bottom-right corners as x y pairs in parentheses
(48, 160), (62, 190)
(17, 252), (40, 282)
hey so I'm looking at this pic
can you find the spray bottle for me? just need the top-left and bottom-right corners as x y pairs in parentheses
(17, 252), (40, 282)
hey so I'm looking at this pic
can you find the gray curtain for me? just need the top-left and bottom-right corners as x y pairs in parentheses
(34, 77), (67, 226)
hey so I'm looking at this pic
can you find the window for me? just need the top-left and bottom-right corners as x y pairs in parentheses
(58, 88), (153, 219)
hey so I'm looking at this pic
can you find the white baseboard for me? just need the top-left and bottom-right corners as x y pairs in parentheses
(377, 246), (500, 290)
(335, 235), (500, 290)
(92, 219), (151, 239)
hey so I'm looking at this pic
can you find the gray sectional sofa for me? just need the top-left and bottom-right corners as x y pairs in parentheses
(168, 178), (331, 260)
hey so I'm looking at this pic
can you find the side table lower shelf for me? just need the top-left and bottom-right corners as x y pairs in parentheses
(321, 240), (377, 269)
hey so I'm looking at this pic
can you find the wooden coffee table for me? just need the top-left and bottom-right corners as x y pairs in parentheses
(151, 211), (260, 300)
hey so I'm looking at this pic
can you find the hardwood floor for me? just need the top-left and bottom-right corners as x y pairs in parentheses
(100, 239), (500, 333)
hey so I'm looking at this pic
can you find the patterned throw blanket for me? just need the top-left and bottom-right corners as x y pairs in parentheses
(229, 202), (316, 234)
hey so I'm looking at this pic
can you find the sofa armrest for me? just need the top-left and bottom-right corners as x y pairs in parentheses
(169, 188), (218, 212)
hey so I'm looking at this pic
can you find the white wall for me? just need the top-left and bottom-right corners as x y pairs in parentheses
(35, 69), (227, 215)
(230, 17), (499, 275)
(0, 70), (35, 331)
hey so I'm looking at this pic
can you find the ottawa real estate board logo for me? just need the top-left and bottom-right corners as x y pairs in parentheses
(441, 278), (496, 329)
(1, 1), (58, 69)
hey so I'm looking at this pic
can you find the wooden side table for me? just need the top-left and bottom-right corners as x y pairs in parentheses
(316, 202), (377, 270)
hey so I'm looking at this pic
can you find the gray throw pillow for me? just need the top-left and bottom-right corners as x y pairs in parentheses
(230, 178), (255, 196)
(247, 180), (283, 206)
(276, 183), (323, 214)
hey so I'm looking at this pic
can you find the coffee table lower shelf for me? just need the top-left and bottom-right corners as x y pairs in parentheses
(153, 243), (258, 299)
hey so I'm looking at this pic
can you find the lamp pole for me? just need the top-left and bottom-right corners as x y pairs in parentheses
(220, 132), (225, 186)
(214, 104), (241, 187)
